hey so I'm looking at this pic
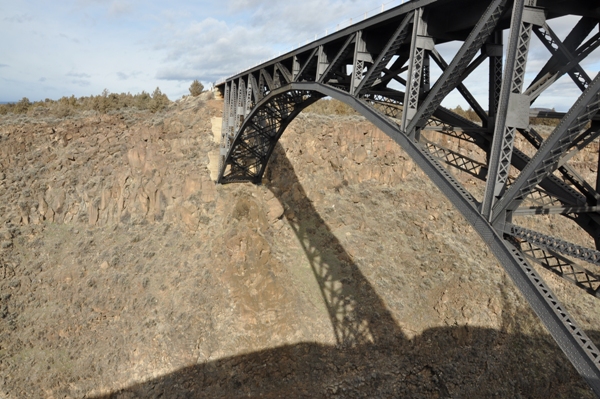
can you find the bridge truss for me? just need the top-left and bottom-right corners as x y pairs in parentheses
(215, 0), (600, 394)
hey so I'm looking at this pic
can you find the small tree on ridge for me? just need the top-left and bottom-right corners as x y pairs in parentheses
(189, 80), (204, 97)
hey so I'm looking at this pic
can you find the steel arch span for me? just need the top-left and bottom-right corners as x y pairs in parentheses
(215, 0), (600, 395)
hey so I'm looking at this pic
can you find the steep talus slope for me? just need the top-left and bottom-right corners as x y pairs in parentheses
(0, 98), (598, 398)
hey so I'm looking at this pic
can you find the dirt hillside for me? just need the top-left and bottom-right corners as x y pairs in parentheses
(0, 96), (598, 398)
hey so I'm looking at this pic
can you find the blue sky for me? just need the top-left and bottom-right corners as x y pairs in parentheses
(1, 0), (598, 109)
(1, 0), (408, 101)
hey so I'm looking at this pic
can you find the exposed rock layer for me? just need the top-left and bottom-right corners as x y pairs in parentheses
(0, 98), (598, 398)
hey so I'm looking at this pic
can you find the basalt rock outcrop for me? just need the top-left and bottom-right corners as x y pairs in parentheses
(0, 97), (598, 398)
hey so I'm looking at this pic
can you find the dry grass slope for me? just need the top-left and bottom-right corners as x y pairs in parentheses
(0, 94), (597, 398)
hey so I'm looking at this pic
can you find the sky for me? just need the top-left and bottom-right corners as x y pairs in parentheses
(1, 0), (598, 109)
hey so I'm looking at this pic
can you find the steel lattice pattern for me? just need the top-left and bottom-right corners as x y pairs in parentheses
(215, 0), (600, 395)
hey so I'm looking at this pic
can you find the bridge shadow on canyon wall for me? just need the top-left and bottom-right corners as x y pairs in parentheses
(95, 145), (597, 398)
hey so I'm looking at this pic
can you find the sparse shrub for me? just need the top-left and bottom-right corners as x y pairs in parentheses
(53, 89), (167, 114)
(135, 91), (152, 110)
(449, 105), (481, 124)
(149, 87), (169, 113)
(306, 98), (357, 116)
(189, 80), (204, 97)
(51, 95), (77, 117)
(55, 102), (74, 118)
(1, 88), (171, 117)
(13, 97), (31, 114)
(0, 103), (12, 115)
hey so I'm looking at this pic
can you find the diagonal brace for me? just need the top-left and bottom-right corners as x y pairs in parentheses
(318, 34), (355, 84)
(493, 73), (600, 220)
(405, 0), (508, 136)
(354, 12), (413, 95)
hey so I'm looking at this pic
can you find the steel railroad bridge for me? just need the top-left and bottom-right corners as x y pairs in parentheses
(215, 0), (600, 394)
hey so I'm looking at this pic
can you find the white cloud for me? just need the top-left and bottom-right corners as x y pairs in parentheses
(71, 79), (92, 87)
(59, 33), (81, 44)
(150, 0), (398, 85)
(67, 72), (92, 78)
(224, 0), (395, 45)
(116, 71), (141, 80)
(0, 0), (597, 108)
(75, 0), (134, 17)
(108, 1), (133, 16)
(154, 17), (274, 83)
(66, 72), (92, 87)
(3, 13), (33, 23)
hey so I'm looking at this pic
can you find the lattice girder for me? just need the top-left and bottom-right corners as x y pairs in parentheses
(215, 0), (600, 393)
(219, 88), (324, 183)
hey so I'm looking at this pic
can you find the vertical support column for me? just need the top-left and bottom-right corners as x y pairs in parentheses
(422, 53), (430, 92)
(219, 83), (231, 159)
(316, 46), (329, 82)
(219, 80), (237, 181)
(593, 122), (600, 203)
(401, 8), (433, 138)
(260, 69), (274, 95)
(235, 78), (246, 132)
(273, 65), (281, 88)
(351, 30), (373, 94)
(227, 80), (237, 143)
(482, 0), (543, 220)
(258, 73), (266, 101)
(292, 56), (301, 81)
(243, 81), (253, 117)
(248, 74), (260, 106)
(487, 32), (504, 129)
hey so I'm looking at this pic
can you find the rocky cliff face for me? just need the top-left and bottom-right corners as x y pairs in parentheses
(0, 97), (598, 398)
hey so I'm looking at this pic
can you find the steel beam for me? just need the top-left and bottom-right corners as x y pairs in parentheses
(404, 0), (508, 137)
(273, 66), (281, 88)
(219, 79), (600, 397)
(481, 1), (539, 220)
(355, 12), (413, 95)
(493, 73), (600, 221)
(258, 72), (266, 100)
(292, 56), (301, 81)
(294, 47), (318, 82)
(488, 33), (503, 127)
(526, 19), (600, 102)
(219, 82), (230, 167)
(424, 139), (487, 180)
(318, 34), (355, 84)
(280, 63), (293, 85)
(260, 69), (275, 93)
(228, 81), (237, 142)
(429, 48), (488, 124)
(520, 242), (600, 298)
(534, 23), (592, 92)
(215, 1), (600, 394)
(532, 17), (597, 85)
(350, 31), (373, 94)
(243, 81), (252, 117)
(316, 45), (330, 82)
(506, 223), (600, 268)
(401, 7), (431, 134)
(234, 79), (246, 131)
(249, 73), (260, 106)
